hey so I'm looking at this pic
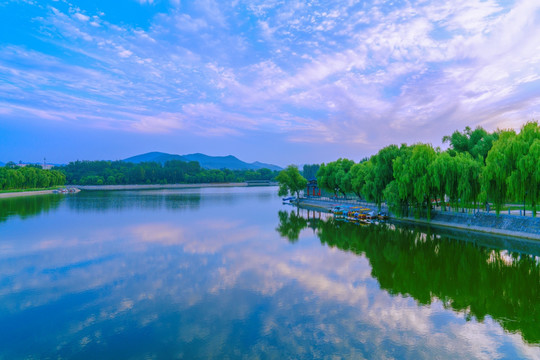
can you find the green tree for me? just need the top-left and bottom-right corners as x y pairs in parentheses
(483, 130), (516, 215)
(317, 159), (354, 197)
(428, 151), (451, 211)
(302, 164), (320, 180)
(457, 153), (482, 211)
(443, 126), (499, 162)
(393, 144), (436, 218)
(364, 145), (400, 210)
(350, 161), (369, 199)
(276, 165), (308, 198)
(506, 121), (539, 216)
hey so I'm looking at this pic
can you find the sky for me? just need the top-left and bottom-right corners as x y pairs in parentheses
(1, 0), (540, 166)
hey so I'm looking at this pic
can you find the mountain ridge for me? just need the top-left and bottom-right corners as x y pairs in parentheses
(123, 152), (282, 171)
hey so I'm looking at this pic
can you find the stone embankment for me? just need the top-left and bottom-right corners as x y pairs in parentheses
(77, 183), (247, 190)
(0, 187), (80, 199)
(297, 198), (540, 241)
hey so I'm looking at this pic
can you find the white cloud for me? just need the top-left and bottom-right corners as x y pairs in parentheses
(74, 12), (89, 21)
(3, 0), (540, 156)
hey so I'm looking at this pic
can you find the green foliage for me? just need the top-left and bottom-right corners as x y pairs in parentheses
(428, 151), (451, 210)
(276, 165), (308, 198)
(275, 210), (308, 242)
(483, 130), (518, 215)
(391, 144), (436, 218)
(443, 126), (499, 162)
(504, 121), (540, 216)
(350, 161), (369, 198)
(316, 158), (354, 196)
(315, 122), (538, 219)
(56, 160), (279, 186)
(0, 166), (65, 191)
(457, 153), (482, 209)
(302, 164), (320, 180)
(363, 145), (400, 210)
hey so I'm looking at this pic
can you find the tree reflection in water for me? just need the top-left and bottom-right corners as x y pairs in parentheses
(0, 194), (63, 223)
(276, 208), (540, 345)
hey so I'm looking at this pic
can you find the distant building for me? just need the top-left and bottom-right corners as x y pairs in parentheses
(305, 179), (321, 197)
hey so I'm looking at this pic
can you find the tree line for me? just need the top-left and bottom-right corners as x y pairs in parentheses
(289, 121), (538, 217)
(0, 165), (66, 191)
(56, 160), (280, 185)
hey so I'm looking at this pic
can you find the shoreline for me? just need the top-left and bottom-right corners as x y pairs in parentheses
(0, 183), (267, 199)
(296, 198), (540, 241)
(0, 189), (60, 199)
(76, 183), (249, 190)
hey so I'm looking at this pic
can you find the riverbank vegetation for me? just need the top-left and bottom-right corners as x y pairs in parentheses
(0, 165), (66, 191)
(55, 160), (279, 185)
(276, 165), (308, 198)
(306, 121), (538, 217)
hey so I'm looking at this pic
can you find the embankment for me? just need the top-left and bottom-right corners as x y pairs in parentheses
(77, 183), (248, 190)
(0, 183), (267, 199)
(0, 190), (58, 199)
(297, 198), (540, 241)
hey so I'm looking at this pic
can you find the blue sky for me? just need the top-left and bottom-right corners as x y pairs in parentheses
(1, 0), (539, 166)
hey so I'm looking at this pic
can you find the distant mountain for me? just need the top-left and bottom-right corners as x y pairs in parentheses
(181, 153), (282, 171)
(123, 152), (282, 171)
(123, 152), (187, 164)
(0, 161), (4, 167)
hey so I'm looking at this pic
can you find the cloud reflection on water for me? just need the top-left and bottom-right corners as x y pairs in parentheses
(0, 189), (538, 359)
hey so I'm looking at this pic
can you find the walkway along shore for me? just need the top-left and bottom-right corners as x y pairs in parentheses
(76, 183), (248, 191)
(0, 182), (260, 199)
(297, 197), (540, 241)
(0, 189), (59, 199)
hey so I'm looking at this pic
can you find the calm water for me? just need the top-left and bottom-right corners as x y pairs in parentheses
(0, 187), (539, 359)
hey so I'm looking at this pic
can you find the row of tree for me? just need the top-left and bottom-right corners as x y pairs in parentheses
(276, 122), (538, 217)
(0, 166), (66, 191)
(56, 160), (279, 185)
(315, 122), (538, 217)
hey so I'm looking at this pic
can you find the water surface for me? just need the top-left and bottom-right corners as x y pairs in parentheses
(0, 187), (538, 359)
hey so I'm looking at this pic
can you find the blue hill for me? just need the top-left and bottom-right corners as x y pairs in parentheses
(123, 152), (187, 164)
(123, 152), (282, 171)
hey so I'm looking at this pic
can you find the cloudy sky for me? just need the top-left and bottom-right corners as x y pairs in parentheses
(1, 0), (539, 166)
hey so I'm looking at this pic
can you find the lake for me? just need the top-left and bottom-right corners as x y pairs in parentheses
(0, 186), (539, 359)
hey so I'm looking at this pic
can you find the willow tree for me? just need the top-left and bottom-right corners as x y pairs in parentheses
(457, 153), (482, 211)
(365, 144), (400, 211)
(443, 126), (499, 162)
(350, 161), (369, 199)
(507, 121), (539, 216)
(428, 151), (451, 211)
(392, 144), (414, 215)
(524, 139), (539, 216)
(317, 158), (354, 197)
(483, 130), (517, 215)
(393, 144), (437, 218)
(276, 165), (308, 198)
(411, 144), (437, 219)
